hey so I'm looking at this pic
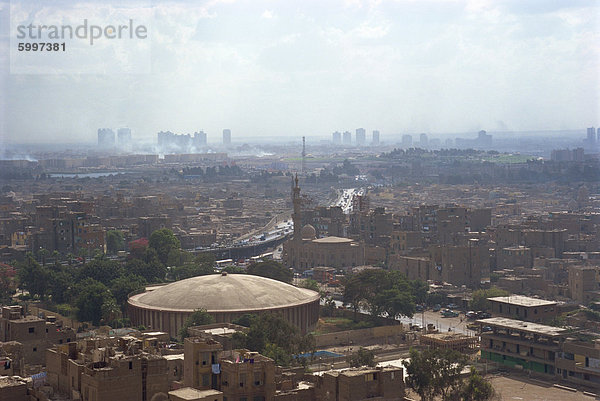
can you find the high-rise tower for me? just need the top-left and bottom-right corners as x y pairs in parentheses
(291, 174), (302, 241)
(301, 136), (306, 174)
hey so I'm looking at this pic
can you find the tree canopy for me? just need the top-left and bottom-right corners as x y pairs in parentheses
(246, 261), (293, 283)
(469, 287), (509, 311)
(347, 347), (375, 367)
(179, 309), (215, 341)
(403, 348), (467, 401)
(149, 228), (181, 265)
(343, 269), (418, 320)
(403, 348), (496, 401)
(231, 313), (315, 366)
(105, 230), (125, 254)
(75, 278), (117, 326)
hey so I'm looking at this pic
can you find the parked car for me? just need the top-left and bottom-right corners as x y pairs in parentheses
(415, 304), (424, 312)
(481, 326), (493, 332)
(467, 323), (479, 331)
(478, 311), (492, 319)
(466, 311), (478, 320)
(447, 303), (459, 309)
(441, 309), (459, 318)
(432, 304), (442, 312)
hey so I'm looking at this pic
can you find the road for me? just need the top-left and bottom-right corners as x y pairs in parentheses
(333, 300), (473, 335)
(334, 188), (365, 214)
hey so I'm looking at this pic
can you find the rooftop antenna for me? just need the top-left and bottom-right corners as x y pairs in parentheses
(301, 136), (306, 174)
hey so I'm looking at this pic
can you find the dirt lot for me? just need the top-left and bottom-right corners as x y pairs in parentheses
(489, 374), (598, 401)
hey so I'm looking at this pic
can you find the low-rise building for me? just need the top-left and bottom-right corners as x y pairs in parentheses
(0, 375), (27, 401)
(315, 367), (404, 401)
(169, 387), (223, 401)
(0, 306), (74, 366)
(479, 317), (567, 378)
(488, 295), (558, 323)
(220, 350), (276, 401)
(184, 337), (222, 390)
(568, 265), (600, 304)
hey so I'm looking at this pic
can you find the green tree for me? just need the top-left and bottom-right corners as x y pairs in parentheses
(110, 274), (147, 308)
(48, 269), (75, 304)
(246, 261), (293, 283)
(101, 297), (122, 325)
(126, 258), (166, 283)
(78, 259), (123, 286)
(470, 287), (509, 311)
(347, 347), (375, 367)
(16, 253), (50, 299)
(451, 367), (496, 401)
(410, 280), (429, 305)
(232, 313), (256, 327)
(403, 348), (468, 401)
(231, 313), (315, 366)
(179, 309), (215, 340)
(166, 249), (195, 267)
(0, 264), (16, 304)
(169, 262), (214, 281)
(263, 342), (292, 367)
(321, 297), (337, 317)
(75, 278), (115, 326)
(106, 230), (125, 254)
(222, 265), (246, 274)
(343, 269), (416, 321)
(149, 229), (181, 265)
(299, 278), (319, 292)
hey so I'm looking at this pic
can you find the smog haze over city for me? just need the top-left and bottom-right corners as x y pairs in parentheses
(0, 0), (599, 148)
(1, 1), (600, 401)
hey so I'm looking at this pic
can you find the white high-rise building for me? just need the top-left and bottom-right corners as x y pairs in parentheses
(98, 128), (115, 148)
(223, 129), (231, 145)
(356, 128), (366, 146)
(372, 130), (380, 146)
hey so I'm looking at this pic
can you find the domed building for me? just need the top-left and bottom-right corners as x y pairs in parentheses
(301, 224), (316, 240)
(283, 177), (366, 270)
(127, 273), (320, 337)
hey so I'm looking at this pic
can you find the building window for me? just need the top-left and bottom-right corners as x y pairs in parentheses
(129, 361), (133, 369)
(28, 327), (35, 333)
(33, 347), (37, 352)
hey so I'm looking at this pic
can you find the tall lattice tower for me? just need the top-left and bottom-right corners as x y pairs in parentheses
(301, 136), (306, 174)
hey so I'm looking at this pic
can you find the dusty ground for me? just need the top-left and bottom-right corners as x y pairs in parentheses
(405, 374), (597, 400)
(489, 374), (597, 401)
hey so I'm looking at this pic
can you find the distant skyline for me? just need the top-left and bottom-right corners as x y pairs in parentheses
(1, 0), (599, 145)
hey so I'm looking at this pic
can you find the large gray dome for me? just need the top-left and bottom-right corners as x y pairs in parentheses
(128, 273), (319, 313)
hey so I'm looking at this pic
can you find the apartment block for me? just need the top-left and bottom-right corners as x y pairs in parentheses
(488, 295), (558, 323)
(479, 317), (600, 388)
(568, 265), (600, 304)
(184, 337), (223, 390)
(0, 306), (74, 366)
(220, 350), (276, 401)
(479, 317), (566, 378)
(315, 367), (404, 401)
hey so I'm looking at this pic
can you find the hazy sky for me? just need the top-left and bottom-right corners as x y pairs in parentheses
(1, 0), (599, 145)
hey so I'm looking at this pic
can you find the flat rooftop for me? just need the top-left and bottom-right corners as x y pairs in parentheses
(169, 387), (222, 399)
(477, 317), (569, 337)
(202, 327), (238, 335)
(488, 295), (556, 307)
(312, 236), (354, 244)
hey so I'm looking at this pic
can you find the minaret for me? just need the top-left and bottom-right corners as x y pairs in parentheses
(291, 174), (302, 241)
